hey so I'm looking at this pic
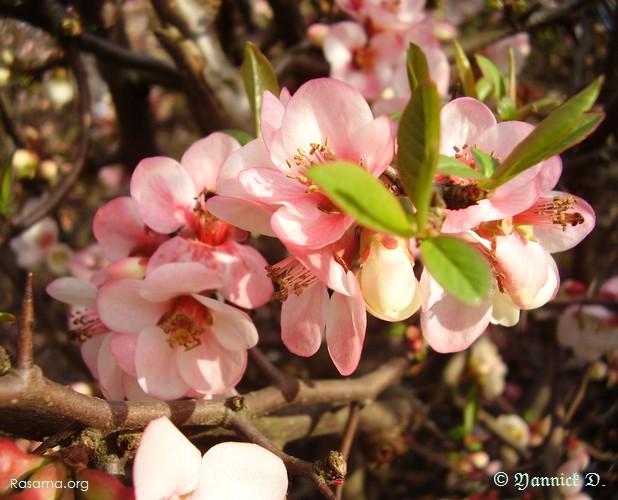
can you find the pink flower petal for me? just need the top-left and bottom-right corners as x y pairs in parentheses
(181, 133), (240, 193)
(260, 91), (287, 149)
(97, 333), (125, 400)
(441, 200), (492, 233)
(81, 334), (107, 379)
(239, 167), (306, 202)
(206, 196), (276, 236)
(133, 416), (201, 499)
(110, 333), (137, 377)
(216, 139), (275, 198)
(46, 277), (97, 308)
(325, 273), (367, 375)
(192, 294), (259, 348)
(140, 262), (222, 302)
(97, 279), (169, 335)
(440, 98), (496, 155)
(193, 442), (288, 500)
(176, 331), (247, 394)
(130, 156), (196, 234)
(135, 326), (192, 400)
(420, 269), (493, 353)
(281, 282), (329, 356)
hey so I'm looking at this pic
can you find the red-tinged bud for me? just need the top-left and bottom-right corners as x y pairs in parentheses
(76, 467), (135, 500)
(0, 440), (49, 493)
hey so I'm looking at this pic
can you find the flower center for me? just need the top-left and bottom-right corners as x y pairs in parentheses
(158, 296), (213, 350)
(190, 189), (234, 245)
(440, 178), (487, 210)
(266, 256), (318, 302)
(353, 46), (377, 72)
(285, 137), (336, 193)
(513, 195), (585, 230)
(69, 308), (108, 342)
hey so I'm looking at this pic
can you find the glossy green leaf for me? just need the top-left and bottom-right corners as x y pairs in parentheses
(475, 78), (492, 102)
(453, 39), (476, 97)
(489, 77), (604, 187)
(421, 236), (493, 305)
(406, 42), (430, 92)
(243, 42), (279, 137)
(307, 162), (414, 237)
(397, 81), (441, 232)
(497, 96), (516, 121)
(471, 148), (499, 177)
(475, 54), (505, 100)
(437, 155), (487, 181)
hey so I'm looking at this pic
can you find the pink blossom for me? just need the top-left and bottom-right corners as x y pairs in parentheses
(133, 417), (288, 500)
(128, 133), (273, 309)
(208, 78), (394, 250)
(9, 216), (60, 269)
(96, 262), (258, 400)
(335, 0), (426, 31)
(438, 97), (562, 233)
(268, 241), (367, 376)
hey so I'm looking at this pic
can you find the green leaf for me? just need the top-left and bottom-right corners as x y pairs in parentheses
(406, 42), (430, 92)
(489, 77), (604, 187)
(475, 77), (492, 102)
(475, 54), (505, 100)
(421, 236), (493, 305)
(437, 155), (488, 181)
(507, 47), (517, 103)
(471, 147), (499, 177)
(497, 96), (516, 121)
(397, 81), (441, 232)
(306, 161), (414, 237)
(453, 39), (476, 97)
(0, 312), (16, 324)
(221, 129), (254, 145)
(242, 42), (279, 138)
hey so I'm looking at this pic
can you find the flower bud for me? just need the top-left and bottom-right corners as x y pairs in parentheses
(356, 231), (422, 321)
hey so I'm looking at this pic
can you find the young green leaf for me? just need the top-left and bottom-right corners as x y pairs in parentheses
(463, 384), (479, 438)
(406, 42), (430, 92)
(242, 42), (279, 137)
(0, 158), (14, 216)
(475, 54), (505, 100)
(453, 39), (476, 97)
(489, 77), (604, 188)
(437, 155), (488, 181)
(397, 81), (440, 232)
(421, 236), (493, 305)
(306, 161), (414, 237)
(471, 147), (499, 177)
(0, 312), (16, 324)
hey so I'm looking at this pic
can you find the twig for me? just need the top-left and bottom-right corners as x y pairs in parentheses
(335, 402), (361, 500)
(564, 365), (592, 424)
(16, 273), (34, 373)
(0, 93), (26, 149)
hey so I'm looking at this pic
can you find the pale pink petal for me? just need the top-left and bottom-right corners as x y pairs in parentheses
(135, 326), (192, 400)
(440, 98), (496, 155)
(494, 233), (548, 309)
(353, 115), (394, 176)
(192, 294), (259, 348)
(420, 269), (493, 353)
(260, 91), (287, 149)
(121, 373), (157, 401)
(528, 193), (595, 253)
(81, 334), (107, 379)
(130, 156), (196, 234)
(97, 279), (169, 335)
(526, 252), (560, 309)
(177, 332), (247, 394)
(325, 273), (367, 375)
(192, 442), (288, 500)
(181, 133), (241, 192)
(490, 292), (520, 327)
(289, 242), (353, 296)
(601, 276), (618, 298)
(47, 277), (97, 308)
(110, 333), (138, 377)
(441, 200), (492, 233)
(281, 282), (329, 356)
(216, 139), (275, 198)
(324, 21), (366, 70)
(97, 333), (125, 400)
(211, 242), (274, 309)
(140, 262), (222, 302)
(133, 416), (201, 499)
(534, 155), (562, 194)
(281, 78), (374, 158)
(93, 196), (161, 261)
(206, 196), (276, 236)
(239, 167), (306, 202)
(272, 199), (355, 249)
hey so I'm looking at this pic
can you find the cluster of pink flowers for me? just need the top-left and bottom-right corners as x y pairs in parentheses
(420, 96), (595, 352)
(47, 133), (273, 400)
(310, 0), (450, 104)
